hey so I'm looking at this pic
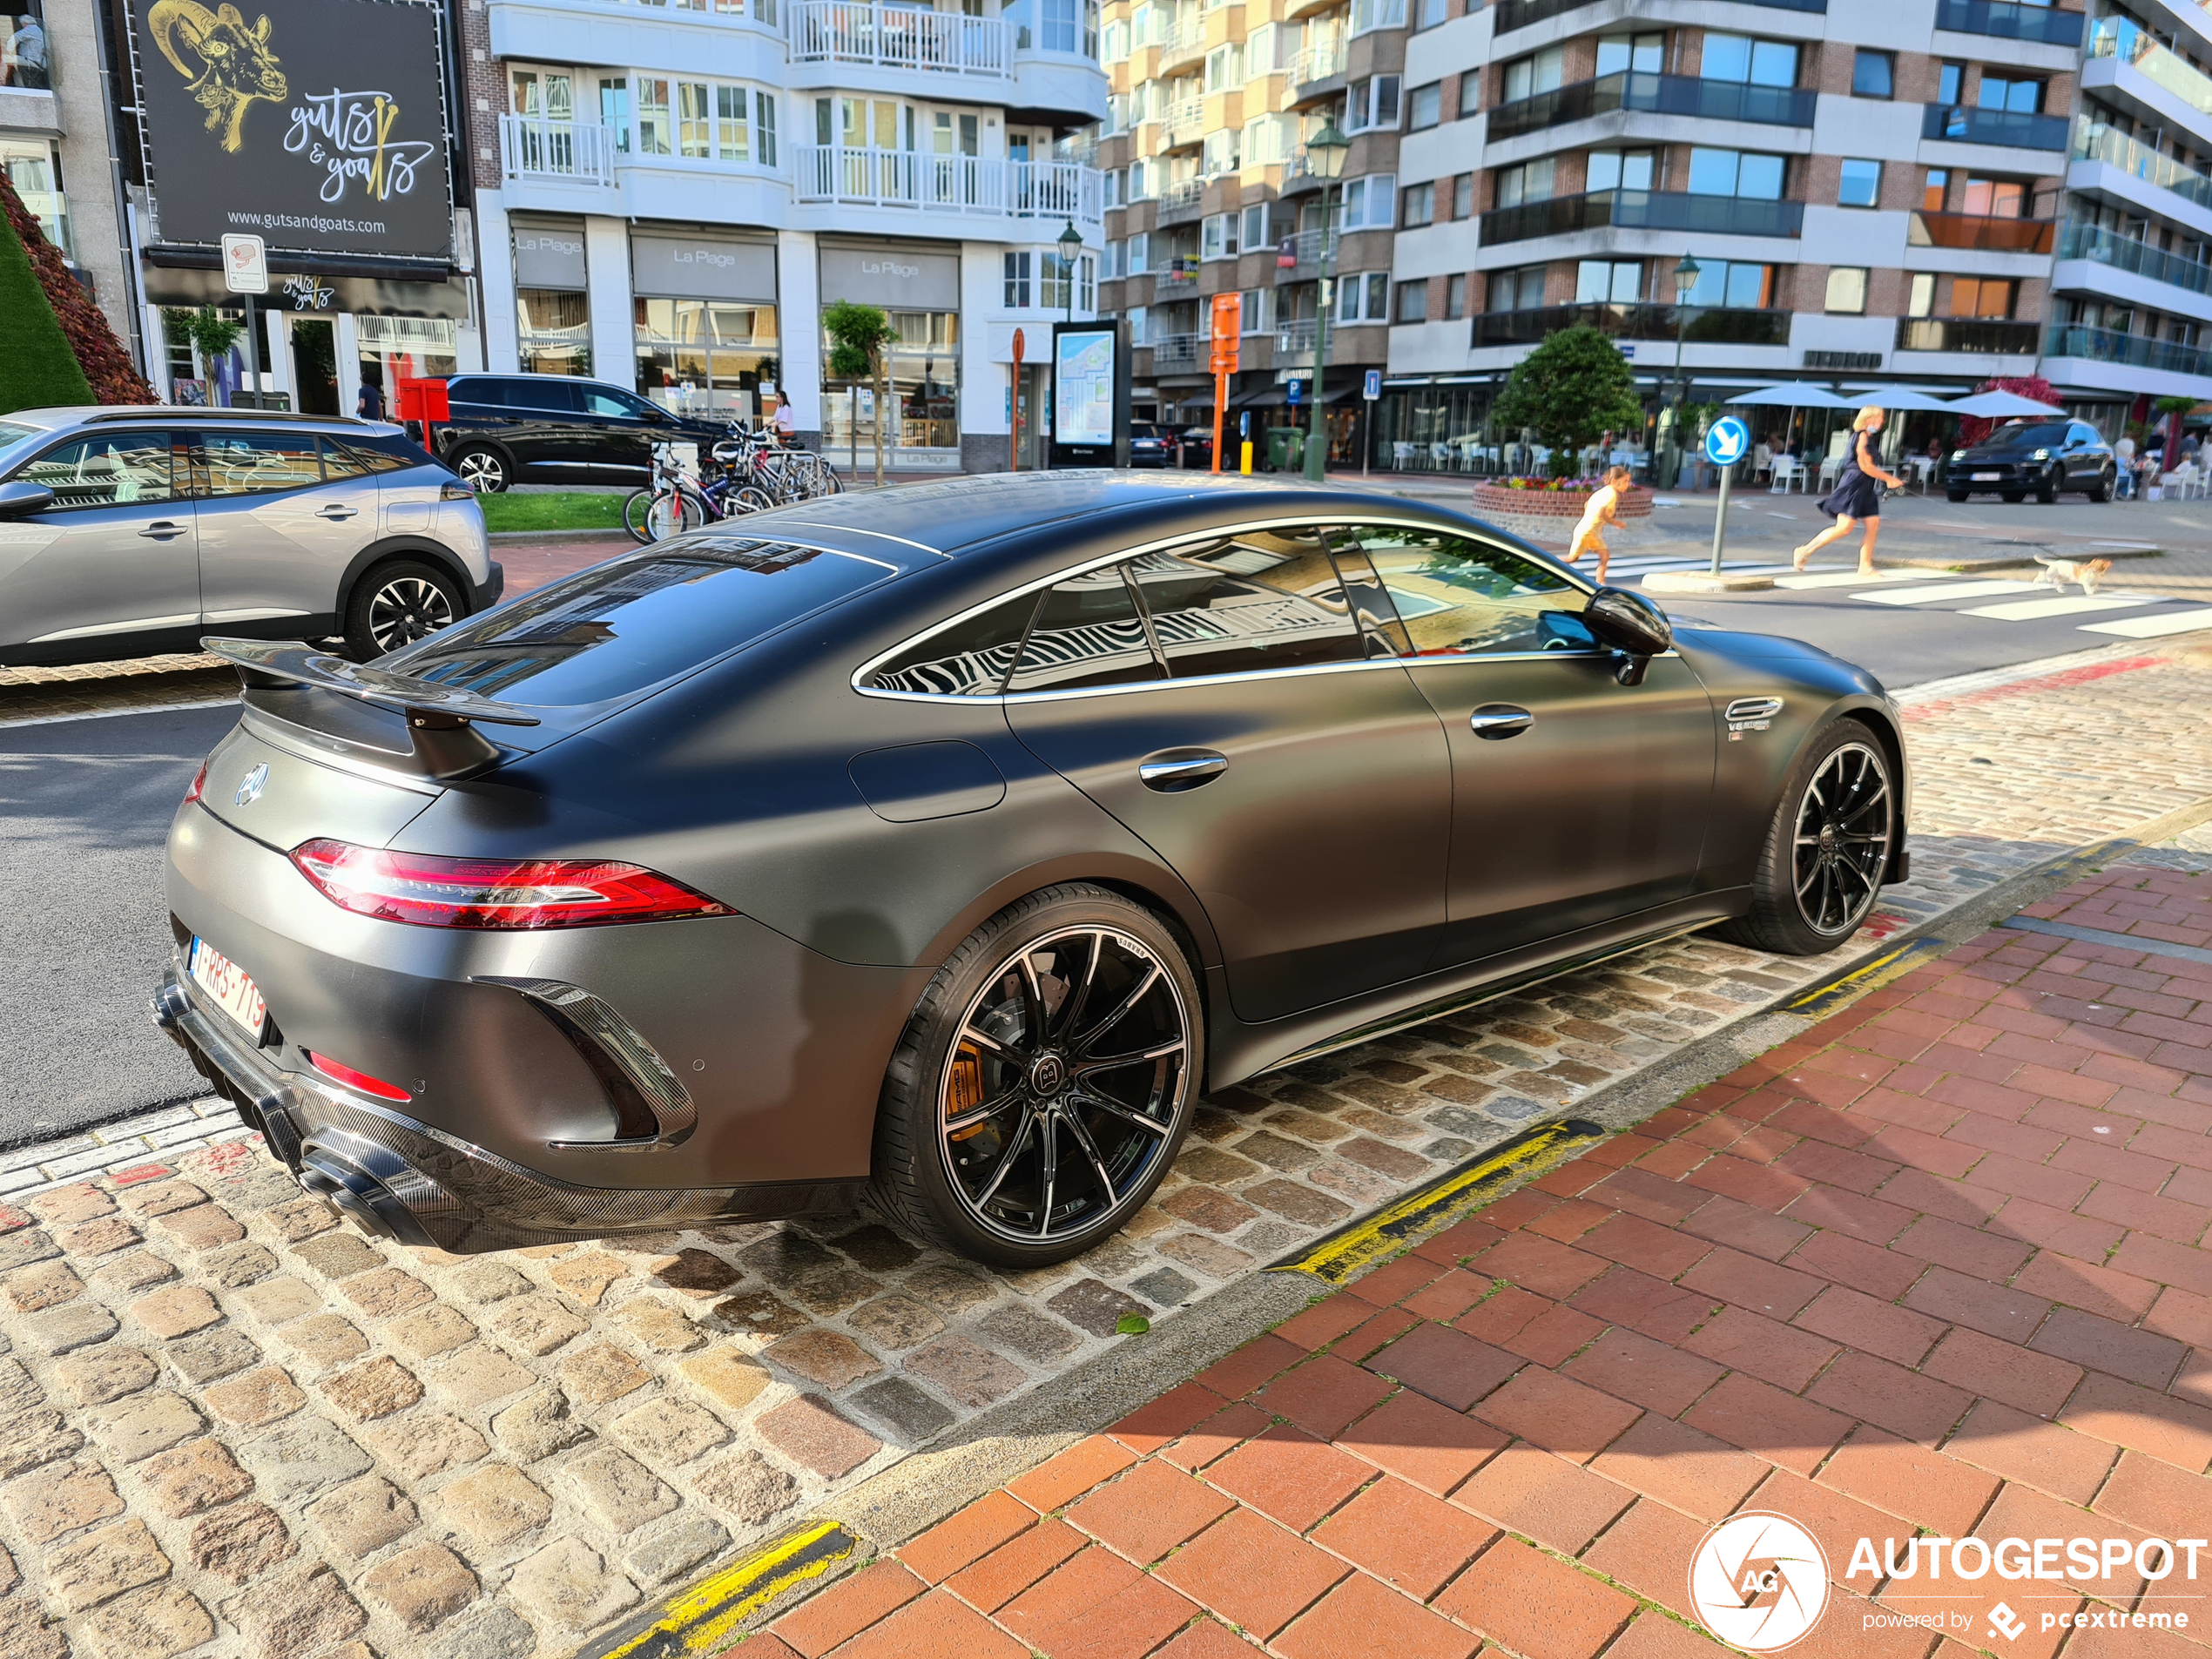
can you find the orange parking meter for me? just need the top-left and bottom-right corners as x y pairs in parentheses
(1208, 295), (1240, 474)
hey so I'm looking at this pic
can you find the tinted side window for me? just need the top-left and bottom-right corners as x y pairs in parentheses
(320, 438), (374, 480)
(1123, 529), (1365, 678)
(17, 433), (174, 510)
(517, 380), (583, 413)
(1336, 525), (1593, 656)
(340, 431), (434, 472)
(193, 432), (324, 498)
(448, 378), (508, 408)
(1007, 565), (1163, 693)
(581, 387), (647, 418)
(2070, 424), (2099, 447)
(868, 590), (1041, 696)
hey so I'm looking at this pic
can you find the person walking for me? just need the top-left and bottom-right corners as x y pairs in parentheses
(356, 377), (385, 422)
(1791, 407), (1903, 577)
(1567, 464), (1633, 584)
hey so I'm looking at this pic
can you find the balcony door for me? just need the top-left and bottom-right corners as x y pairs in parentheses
(818, 98), (915, 201)
(509, 70), (577, 174)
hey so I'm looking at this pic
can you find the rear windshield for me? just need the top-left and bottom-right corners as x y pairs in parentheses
(386, 536), (894, 706)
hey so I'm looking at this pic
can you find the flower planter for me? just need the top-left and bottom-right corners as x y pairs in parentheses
(1470, 480), (1654, 524)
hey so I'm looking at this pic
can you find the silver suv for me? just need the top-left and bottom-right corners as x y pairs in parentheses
(0, 408), (501, 665)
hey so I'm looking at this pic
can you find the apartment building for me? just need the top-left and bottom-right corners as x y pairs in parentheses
(1094, 0), (1419, 463)
(1372, 0), (2212, 475)
(467, 0), (1109, 469)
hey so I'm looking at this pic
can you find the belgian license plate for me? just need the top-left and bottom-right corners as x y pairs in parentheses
(1973, 471), (2001, 481)
(189, 937), (266, 1040)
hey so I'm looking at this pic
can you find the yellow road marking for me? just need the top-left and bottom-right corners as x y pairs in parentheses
(1780, 936), (1948, 1019)
(1275, 1118), (1604, 1285)
(585, 1520), (856, 1659)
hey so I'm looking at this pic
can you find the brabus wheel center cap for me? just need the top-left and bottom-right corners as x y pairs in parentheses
(1029, 1054), (1068, 1096)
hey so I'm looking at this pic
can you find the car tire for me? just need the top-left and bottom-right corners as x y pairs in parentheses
(1711, 720), (1896, 958)
(1946, 489), (1969, 503)
(871, 883), (1203, 1268)
(2088, 466), (2113, 503)
(2035, 469), (2059, 504)
(451, 445), (510, 494)
(343, 560), (467, 660)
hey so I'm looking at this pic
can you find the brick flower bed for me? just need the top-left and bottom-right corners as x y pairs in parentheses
(1470, 481), (1655, 523)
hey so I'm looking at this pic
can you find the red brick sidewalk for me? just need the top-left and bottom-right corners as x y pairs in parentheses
(730, 861), (2212, 1659)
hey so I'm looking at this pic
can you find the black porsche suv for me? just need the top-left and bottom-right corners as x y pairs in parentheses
(430, 374), (729, 493)
(1946, 419), (2117, 503)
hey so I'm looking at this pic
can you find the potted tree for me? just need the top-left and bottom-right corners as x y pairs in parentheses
(823, 300), (895, 489)
(1471, 325), (1653, 534)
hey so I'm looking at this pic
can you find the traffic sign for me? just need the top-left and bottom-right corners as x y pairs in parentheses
(1287, 380), (1303, 407)
(221, 233), (268, 294)
(1363, 369), (1382, 401)
(1704, 416), (1750, 467)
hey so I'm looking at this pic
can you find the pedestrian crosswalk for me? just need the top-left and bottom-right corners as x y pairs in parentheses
(1600, 550), (2212, 641)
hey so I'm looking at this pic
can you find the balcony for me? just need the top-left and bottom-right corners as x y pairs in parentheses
(2091, 16), (2212, 121)
(2058, 222), (2212, 300)
(2045, 322), (2212, 378)
(1472, 301), (1791, 348)
(1494, 0), (1821, 25)
(1894, 317), (2040, 354)
(1349, 0), (1405, 34)
(1271, 227), (1342, 277)
(1487, 71), (1817, 142)
(1150, 332), (1204, 369)
(795, 148), (1103, 223)
(787, 2), (1009, 74)
(1158, 15), (1204, 67)
(1156, 179), (1207, 222)
(1934, 0), (2081, 47)
(1159, 97), (1205, 149)
(2074, 121), (2212, 217)
(1908, 211), (2056, 253)
(1275, 319), (1337, 362)
(1480, 189), (1804, 246)
(1156, 256), (1202, 291)
(1290, 41), (1347, 90)
(1921, 104), (2072, 152)
(500, 115), (617, 186)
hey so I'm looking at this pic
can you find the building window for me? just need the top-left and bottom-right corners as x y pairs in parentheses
(1923, 167), (1948, 212)
(1851, 50), (1893, 99)
(1598, 31), (1664, 77)
(1489, 266), (1546, 311)
(1241, 203), (1270, 249)
(1402, 182), (1434, 226)
(1444, 273), (1466, 320)
(1004, 251), (1033, 307)
(1962, 175), (2027, 217)
(1203, 130), (1241, 175)
(1494, 157), (1554, 208)
(1336, 271), (1391, 322)
(1128, 232), (1149, 274)
(1204, 43), (1244, 91)
(1346, 75), (1402, 132)
(1202, 212), (1240, 260)
(1909, 273), (1936, 317)
(1685, 260), (1777, 307)
(1452, 174), (1474, 218)
(1416, 0), (1447, 27)
(1687, 147), (1784, 199)
(636, 297), (779, 415)
(1586, 149), (1655, 192)
(1408, 82), (1441, 130)
(1938, 62), (1964, 106)
(1951, 277), (2016, 317)
(1042, 250), (1078, 312)
(518, 290), (591, 376)
(1, 139), (68, 256)
(1501, 46), (1564, 104)
(1395, 281), (1428, 323)
(822, 309), (961, 453)
(1824, 268), (1868, 314)
(598, 77), (631, 152)
(2, 1), (49, 90)
(1458, 73), (1481, 120)
(755, 93), (778, 166)
(1979, 74), (2043, 113)
(1576, 260), (1641, 302)
(637, 78), (674, 156)
(1239, 288), (1268, 334)
(1838, 158), (1881, 208)
(1339, 173), (1398, 229)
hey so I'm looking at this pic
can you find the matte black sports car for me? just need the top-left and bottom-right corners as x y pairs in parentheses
(1946, 419), (2117, 502)
(156, 475), (1909, 1267)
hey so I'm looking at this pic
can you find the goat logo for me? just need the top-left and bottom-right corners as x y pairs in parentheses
(147, 0), (287, 154)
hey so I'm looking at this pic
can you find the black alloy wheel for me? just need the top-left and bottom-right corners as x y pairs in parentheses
(2089, 465), (2114, 503)
(1714, 722), (1894, 956)
(2036, 468), (2060, 504)
(872, 885), (1200, 1265)
(344, 561), (462, 659)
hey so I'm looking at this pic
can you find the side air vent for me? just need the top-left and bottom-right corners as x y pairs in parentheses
(472, 976), (697, 1150)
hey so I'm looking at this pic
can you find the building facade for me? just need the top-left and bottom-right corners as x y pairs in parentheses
(462, 0), (1109, 469)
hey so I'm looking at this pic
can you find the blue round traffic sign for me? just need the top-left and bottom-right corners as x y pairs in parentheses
(1705, 416), (1750, 467)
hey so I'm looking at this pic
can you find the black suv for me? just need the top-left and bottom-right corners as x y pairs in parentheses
(1946, 420), (2117, 503)
(431, 375), (728, 493)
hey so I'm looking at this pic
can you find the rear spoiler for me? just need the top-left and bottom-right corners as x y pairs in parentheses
(204, 638), (541, 780)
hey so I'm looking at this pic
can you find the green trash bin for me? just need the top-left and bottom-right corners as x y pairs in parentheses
(1265, 427), (1303, 472)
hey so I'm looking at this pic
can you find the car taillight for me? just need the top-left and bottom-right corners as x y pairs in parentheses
(288, 840), (734, 930)
(307, 1052), (413, 1102)
(183, 760), (208, 806)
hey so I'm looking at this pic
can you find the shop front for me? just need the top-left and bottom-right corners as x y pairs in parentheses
(631, 229), (779, 418)
(512, 217), (591, 376)
(819, 242), (962, 470)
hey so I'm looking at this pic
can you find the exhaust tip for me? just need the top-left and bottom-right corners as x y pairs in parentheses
(299, 1147), (439, 1249)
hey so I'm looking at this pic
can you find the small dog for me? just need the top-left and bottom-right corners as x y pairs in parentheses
(2031, 555), (2114, 595)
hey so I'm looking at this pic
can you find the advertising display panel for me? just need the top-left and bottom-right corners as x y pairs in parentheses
(1053, 327), (1116, 448)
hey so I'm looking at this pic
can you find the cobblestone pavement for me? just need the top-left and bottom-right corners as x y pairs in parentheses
(759, 857), (2212, 1659)
(0, 644), (2206, 1659)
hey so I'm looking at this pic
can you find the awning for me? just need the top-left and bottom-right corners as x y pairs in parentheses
(139, 263), (469, 320)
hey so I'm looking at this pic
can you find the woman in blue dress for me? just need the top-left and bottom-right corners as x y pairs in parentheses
(1791, 407), (1905, 576)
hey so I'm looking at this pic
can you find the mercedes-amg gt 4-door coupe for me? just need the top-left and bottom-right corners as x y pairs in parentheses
(158, 475), (1909, 1267)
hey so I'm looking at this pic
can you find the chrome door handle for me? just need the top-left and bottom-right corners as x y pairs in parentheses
(138, 522), (188, 540)
(1469, 705), (1534, 739)
(315, 505), (358, 520)
(1138, 752), (1229, 792)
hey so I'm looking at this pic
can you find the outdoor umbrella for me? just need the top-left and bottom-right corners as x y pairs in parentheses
(1723, 384), (1858, 408)
(1849, 388), (1957, 412)
(1945, 389), (2066, 417)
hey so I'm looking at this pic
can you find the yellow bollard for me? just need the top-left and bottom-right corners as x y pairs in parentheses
(1240, 441), (1253, 475)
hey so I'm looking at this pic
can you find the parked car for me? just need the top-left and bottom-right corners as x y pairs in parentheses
(1129, 422), (1182, 468)
(430, 374), (729, 493)
(158, 476), (1908, 1267)
(1178, 425), (1217, 469)
(1946, 420), (2117, 503)
(0, 407), (498, 666)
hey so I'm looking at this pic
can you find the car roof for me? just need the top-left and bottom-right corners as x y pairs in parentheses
(3, 407), (391, 434)
(753, 470), (1465, 564)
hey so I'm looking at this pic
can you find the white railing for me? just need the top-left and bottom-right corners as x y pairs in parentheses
(500, 115), (618, 185)
(1277, 226), (1339, 267)
(787, 0), (1010, 73)
(795, 147), (1103, 222)
(1157, 257), (1201, 288)
(533, 0), (781, 25)
(1151, 332), (1203, 367)
(1276, 319), (1334, 360)
(1160, 15), (1204, 62)
(1160, 96), (1205, 143)
(1157, 178), (1207, 215)
(1289, 40), (1346, 84)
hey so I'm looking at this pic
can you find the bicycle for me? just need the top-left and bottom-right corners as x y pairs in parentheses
(723, 424), (842, 504)
(624, 441), (772, 543)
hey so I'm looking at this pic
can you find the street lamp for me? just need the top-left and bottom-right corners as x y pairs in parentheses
(1057, 219), (1083, 326)
(1301, 120), (1350, 482)
(1668, 253), (1701, 488)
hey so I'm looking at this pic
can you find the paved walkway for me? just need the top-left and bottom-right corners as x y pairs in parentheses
(751, 858), (2212, 1659)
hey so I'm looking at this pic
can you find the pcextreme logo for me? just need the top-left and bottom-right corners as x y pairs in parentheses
(1689, 1511), (2209, 1649)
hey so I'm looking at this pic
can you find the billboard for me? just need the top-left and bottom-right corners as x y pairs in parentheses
(130, 0), (455, 263)
(1053, 328), (1116, 448)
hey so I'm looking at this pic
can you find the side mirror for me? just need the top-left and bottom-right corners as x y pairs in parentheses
(1583, 586), (1672, 686)
(0, 479), (56, 519)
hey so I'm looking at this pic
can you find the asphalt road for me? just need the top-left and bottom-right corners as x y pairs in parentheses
(0, 705), (240, 1147)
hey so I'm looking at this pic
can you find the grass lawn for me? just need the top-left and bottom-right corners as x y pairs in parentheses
(477, 491), (629, 534)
